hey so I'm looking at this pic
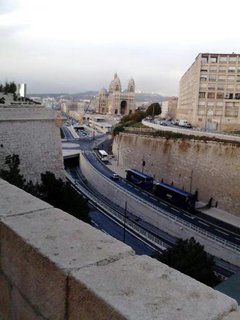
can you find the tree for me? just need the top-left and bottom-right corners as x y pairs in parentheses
(152, 237), (221, 287)
(9, 82), (17, 94)
(0, 155), (90, 224)
(0, 154), (26, 189)
(39, 172), (90, 223)
(145, 102), (161, 117)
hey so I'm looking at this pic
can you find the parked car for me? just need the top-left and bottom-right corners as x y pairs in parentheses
(160, 120), (168, 126)
(179, 119), (192, 128)
(171, 119), (179, 125)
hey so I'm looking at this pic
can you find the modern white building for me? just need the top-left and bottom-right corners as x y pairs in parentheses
(177, 53), (240, 131)
(17, 83), (27, 98)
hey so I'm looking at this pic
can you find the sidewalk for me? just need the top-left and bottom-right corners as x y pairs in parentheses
(107, 156), (240, 230)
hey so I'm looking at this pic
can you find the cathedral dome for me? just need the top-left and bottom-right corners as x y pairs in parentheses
(128, 78), (135, 92)
(109, 73), (121, 92)
(99, 88), (107, 95)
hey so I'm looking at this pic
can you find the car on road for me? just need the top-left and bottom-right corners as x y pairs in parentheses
(111, 173), (120, 180)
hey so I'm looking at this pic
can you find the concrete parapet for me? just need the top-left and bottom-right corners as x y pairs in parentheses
(0, 178), (238, 319)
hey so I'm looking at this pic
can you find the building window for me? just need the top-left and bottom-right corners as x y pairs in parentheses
(219, 56), (227, 63)
(199, 92), (206, 98)
(209, 75), (216, 81)
(235, 93), (240, 99)
(202, 56), (208, 63)
(200, 76), (207, 81)
(210, 56), (218, 63)
(218, 75), (226, 82)
(207, 102), (214, 107)
(207, 92), (215, 99)
(216, 93), (224, 99)
(228, 67), (236, 73)
(210, 67), (217, 72)
(229, 56), (237, 62)
(219, 67), (226, 73)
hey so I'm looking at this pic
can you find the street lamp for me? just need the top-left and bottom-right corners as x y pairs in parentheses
(123, 201), (127, 243)
(189, 169), (193, 194)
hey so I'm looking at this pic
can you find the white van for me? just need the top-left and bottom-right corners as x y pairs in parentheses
(178, 120), (192, 128)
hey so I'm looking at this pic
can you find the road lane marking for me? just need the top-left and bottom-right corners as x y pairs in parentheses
(161, 202), (167, 207)
(170, 207), (180, 213)
(197, 220), (210, 227)
(215, 229), (229, 236)
(150, 196), (157, 201)
(234, 237), (240, 241)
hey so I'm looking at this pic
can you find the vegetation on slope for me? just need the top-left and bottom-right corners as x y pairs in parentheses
(0, 154), (90, 223)
(152, 237), (221, 287)
(113, 102), (161, 136)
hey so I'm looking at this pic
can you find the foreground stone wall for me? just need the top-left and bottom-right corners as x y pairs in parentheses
(0, 178), (239, 319)
(0, 106), (64, 183)
(113, 132), (240, 217)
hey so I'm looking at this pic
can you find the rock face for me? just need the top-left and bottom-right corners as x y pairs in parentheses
(0, 178), (239, 320)
(113, 132), (240, 217)
(0, 105), (65, 183)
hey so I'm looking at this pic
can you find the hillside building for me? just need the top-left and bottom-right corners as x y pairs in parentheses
(95, 73), (136, 115)
(177, 53), (240, 131)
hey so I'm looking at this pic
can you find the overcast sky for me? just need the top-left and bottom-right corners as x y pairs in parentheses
(1, 0), (240, 95)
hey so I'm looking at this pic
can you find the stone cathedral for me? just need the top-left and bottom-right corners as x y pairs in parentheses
(94, 73), (136, 115)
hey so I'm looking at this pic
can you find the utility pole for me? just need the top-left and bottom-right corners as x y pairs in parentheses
(142, 159), (146, 173)
(189, 169), (193, 194)
(123, 201), (127, 243)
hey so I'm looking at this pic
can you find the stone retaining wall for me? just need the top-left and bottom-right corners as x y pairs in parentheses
(0, 106), (65, 183)
(113, 132), (240, 216)
(0, 178), (239, 319)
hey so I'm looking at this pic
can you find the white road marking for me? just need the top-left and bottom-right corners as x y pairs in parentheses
(171, 207), (180, 213)
(161, 202), (168, 207)
(197, 220), (210, 227)
(235, 237), (240, 241)
(150, 196), (157, 201)
(215, 229), (229, 236)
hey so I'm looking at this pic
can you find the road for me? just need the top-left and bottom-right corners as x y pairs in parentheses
(62, 124), (240, 277)
(83, 150), (240, 248)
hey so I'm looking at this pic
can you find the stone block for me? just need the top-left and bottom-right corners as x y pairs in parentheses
(1, 207), (134, 271)
(11, 287), (45, 320)
(0, 222), (66, 320)
(68, 277), (125, 320)
(0, 272), (11, 320)
(68, 255), (238, 320)
(222, 309), (240, 320)
(0, 179), (52, 217)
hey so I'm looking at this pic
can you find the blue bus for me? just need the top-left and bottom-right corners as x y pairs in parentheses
(154, 182), (196, 210)
(126, 169), (154, 191)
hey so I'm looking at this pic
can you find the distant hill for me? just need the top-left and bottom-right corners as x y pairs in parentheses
(29, 91), (167, 102)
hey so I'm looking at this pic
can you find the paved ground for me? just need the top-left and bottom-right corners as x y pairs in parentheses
(107, 156), (240, 230)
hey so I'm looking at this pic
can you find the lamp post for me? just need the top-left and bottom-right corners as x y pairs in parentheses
(123, 201), (127, 243)
(189, 169), (193, 194)
(141, 158), (146, 173)
(117, 140), (120, 167)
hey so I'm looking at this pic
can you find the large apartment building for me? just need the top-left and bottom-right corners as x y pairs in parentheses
(177, 53), (240, 131)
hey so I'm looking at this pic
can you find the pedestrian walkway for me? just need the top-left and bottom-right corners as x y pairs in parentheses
(107, 156), (240, 230)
